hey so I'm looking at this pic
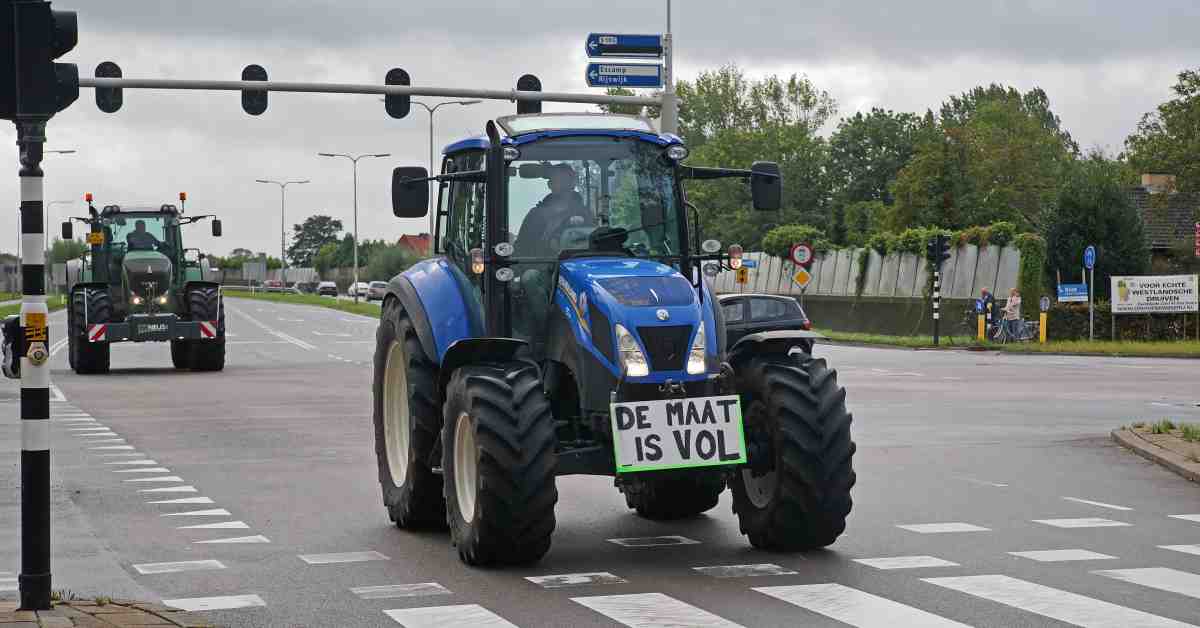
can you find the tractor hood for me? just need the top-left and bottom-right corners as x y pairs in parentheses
(557, 257), (716, 380)
(122, 250), (173, 297)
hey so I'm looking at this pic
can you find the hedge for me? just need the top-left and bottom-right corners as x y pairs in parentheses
(1047, 302), (1200, 342)
(1014, 233), (1047, 320)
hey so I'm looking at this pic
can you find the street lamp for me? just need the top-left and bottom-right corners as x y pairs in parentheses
(255, 178), (310, 282)
(316, 152), (390, 302)
(412, 99), (481, 233)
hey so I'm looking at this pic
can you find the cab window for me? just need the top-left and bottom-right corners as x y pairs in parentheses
(722, 299), (745, 323)
(441, 152), (485, 260)
(750, 297), (789, 321)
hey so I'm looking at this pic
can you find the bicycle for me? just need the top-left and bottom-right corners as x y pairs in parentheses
(991, 318), (1038, 344)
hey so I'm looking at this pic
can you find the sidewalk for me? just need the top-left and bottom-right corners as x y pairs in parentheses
(0, 599), (213, 627)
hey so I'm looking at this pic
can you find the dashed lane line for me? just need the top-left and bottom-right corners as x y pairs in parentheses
(1032, 518), (1131, 529)
(133, 560), (226, 575)
(1160, 545), (1200, 556)
(112, 468), (172, 474)
(139, 486), (198, 493)
(226, 305), (316, 350)
(896, 523), (990, 534)
(853, 556), (960, 570)
(1063, 497), (1133, 511)
(162, 594), (266, 612)
(124, 476), (185, 483)
(1008, 549), (1117, 562)
(160, 509), (232, 517)
(177, 521), (250, 530)
(1170, 514), (1200, 523)
(195, 535), (271, 544)
(105, 460), (159, 465)
(147, 497), (214, 505)
(692, 564), (798, 578)
(298, 551), (389, 565)
(1094, 567), (1200, 600)
(351, 583), (451, 600)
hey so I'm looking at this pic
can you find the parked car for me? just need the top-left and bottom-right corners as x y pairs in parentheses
(317, 281), (338, 297)
(349, 282), (371, 298)
(366, 281), (388, 302)
(262, 279), (284, 293)
(718, 293), (816, 351)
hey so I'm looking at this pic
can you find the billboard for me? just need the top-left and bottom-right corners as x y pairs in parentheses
(1111, 275), (1199, 314)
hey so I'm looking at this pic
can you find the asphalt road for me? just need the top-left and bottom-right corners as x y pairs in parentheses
(3, 296), (1200, 627)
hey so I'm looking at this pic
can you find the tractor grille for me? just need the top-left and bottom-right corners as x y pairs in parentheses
(636, 325), (692, 371)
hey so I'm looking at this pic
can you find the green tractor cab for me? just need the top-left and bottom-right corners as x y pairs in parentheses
(63, 194), (226, 373)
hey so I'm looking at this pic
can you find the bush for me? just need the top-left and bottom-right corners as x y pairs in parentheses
(986, 221), (1017, 247)
(865, 232), (897, 255)
(1046, 301), (1200, 341)
(762, 224), (827, 259)
(959, 225), (988, 247)
(1014, 233), (1047, 320)
(364, 245), (417, 281)
(895, 228), (930, 255)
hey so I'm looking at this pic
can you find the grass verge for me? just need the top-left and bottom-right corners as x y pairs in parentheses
(221, 288), (381, 318)
(0, 294), (68, 318)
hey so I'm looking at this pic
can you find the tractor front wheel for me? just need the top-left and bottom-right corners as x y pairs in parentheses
(70, 289), (111, 375)
(187, 287), (225, 371)
(170, 340), (190, 369)
(729, 352), (855, 551)
(442, 362), (557, 566)
(619, 470), (725, 520)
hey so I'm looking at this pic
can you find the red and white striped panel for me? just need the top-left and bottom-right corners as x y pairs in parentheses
(87, 324), (107, 342)
(199, 321), (218, 339)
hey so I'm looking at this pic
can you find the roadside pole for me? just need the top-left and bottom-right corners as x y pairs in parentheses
(932, 269), (941, 345)
(1084, 245), (1096, 342)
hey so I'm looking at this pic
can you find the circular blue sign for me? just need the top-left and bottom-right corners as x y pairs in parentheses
(1084, 245), (1096, 269)
(975, 299), (983, 313)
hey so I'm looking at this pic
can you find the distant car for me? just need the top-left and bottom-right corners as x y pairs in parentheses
(263, 280), (284, 293)
(718, 293), (816, 352)
(317, 281), (338, 297)
(349, 282), (371, 298)
(366, 281), (388, 302)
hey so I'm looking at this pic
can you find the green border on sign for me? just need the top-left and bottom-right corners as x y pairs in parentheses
(610, 397), (747, 473)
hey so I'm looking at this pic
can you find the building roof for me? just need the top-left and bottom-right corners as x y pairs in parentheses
(397, 233), (431, 255)
(1127, 187), (1197, 250)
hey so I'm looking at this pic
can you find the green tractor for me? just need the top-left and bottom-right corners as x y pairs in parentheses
(62, 193), (226, 374)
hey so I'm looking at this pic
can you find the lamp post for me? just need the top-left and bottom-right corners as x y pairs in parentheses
(316, 152), (391, 302)
(254, 178), (310, 283)
(412, 100), (481, 233)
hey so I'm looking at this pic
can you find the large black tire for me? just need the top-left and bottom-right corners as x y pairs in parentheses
(70, 289), (111, 375)
(372, 300), (446, 529)
(729, 353), (855, 551)
(619, 470), (725, 520)
(170, 340), (190, 369)
(442, 362), (557, 566)
(186, 287), (225, 371)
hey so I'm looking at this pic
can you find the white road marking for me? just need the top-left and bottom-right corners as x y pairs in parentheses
(133, 560), (225, 575)
(87, 439), (127, 444)
(161, 509), (231, 517)
(896, 523), (990, 534)
(96, 452), (143, 457)
(351, 583), (452, 599)
(78, 432), (118, 437)
(228, 306), (316, 350)
(58, 418), (96, 422)
(526, 572), (627, 588)
(196, 535), (270, 544)
(1033, 517), (1130, 528)
(124, 476), (184, 483)
(1063, 497), (1133, 511)
(755, 583), (969, 627)
(278, 318), (304, 322)
(177, 521), (250, 530)
(68, 426), (111, 431)
(924, 574), (1193, 628)
(312, 331), (351, 337)
(384, 604), (517, 628)
(1095, 567), (1200, 600)
(1009, 549), (1117, 562)
(854, 556), (959, 570)
(299, 550), (389, 564)
(692, 564), (798, 578)
(139, 486), (198, 493)
(163, 594), (266, 612)
(1170, 514), (1200, 523)
(112, 467), (171, 474)
(573, 592), (743, 628)
(48, 383), (66, 399)
(1159, 544), (1200, 557)
(607, 535), (701, 547)
(147, 496), (214, 505)
(91, 445), (135, 450)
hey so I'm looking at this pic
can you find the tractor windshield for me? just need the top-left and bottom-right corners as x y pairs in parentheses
(508, 137), (681, 260)
(104, 213), (175, 254)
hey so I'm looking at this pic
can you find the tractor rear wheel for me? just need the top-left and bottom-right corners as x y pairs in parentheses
(729, 352), (855, 551)
(443, 362), (557, 566)
(372, 301), (446, 529)
(71, 289), (111, 375)
(187, 287), (225, 371)
(170, 340), (190, 369)
(619, 470), (725, 520)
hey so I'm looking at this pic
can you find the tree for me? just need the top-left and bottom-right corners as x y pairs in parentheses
(287, 215), (342, 266)
(47, 238), (87, 263)
(1125, 68), (1200, 196)
(229, 247), (254, 258)
(829, 108), (922, 206)
(365, 244), (417, 281)
(1043, 154), (1149, 301)
(601, 87), (662, 118)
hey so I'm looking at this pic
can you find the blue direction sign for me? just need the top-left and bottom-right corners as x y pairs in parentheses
(742, 259), (758, 269)
(586, 33), (664, 58)
(586, 63), (663, 88)
(1057, 283), (1089, 303)
(1083, 245), (1096, 270)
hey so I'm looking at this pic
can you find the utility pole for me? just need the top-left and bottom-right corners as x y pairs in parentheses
(317, 152), (390, 302)
(660, 0), (678, 135)
(255, 178), (309, 282)
(411, 99), (480, 234)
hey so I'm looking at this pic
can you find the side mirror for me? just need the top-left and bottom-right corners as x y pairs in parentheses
(211, 219), (222, 237)
(750, 161), (782, 211)
(392, 167), (430, 218)
(61, 221), (72, 240)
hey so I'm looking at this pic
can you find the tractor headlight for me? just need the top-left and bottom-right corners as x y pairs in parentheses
(156, 295), (168, 305)
(614, 324), (649, 377)
(686, 322), (706, 375)
(131, 295), (143, 305)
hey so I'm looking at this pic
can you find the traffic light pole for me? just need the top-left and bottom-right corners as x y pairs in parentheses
(932, 268), (941, 346)
(15, 116), (52, 611)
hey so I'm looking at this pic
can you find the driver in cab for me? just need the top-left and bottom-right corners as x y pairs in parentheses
(125, 220), (161, 251)
(513, 164), (590, 259)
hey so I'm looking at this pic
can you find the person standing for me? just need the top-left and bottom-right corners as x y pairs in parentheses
(1003, 288), (1022, 338)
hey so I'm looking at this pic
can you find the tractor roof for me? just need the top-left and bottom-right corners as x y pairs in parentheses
(443, 112), (682, 156)
(99, 204), (181, 217)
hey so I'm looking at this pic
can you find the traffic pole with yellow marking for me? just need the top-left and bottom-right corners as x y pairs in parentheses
(1040, 312), (1048, 344)
(977, 314), (985, 341)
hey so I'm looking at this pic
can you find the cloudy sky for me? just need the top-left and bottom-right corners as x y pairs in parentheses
(3, 1), (1197, 259)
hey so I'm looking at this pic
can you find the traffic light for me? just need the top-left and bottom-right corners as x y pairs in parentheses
(12, 0), (79, 118)
(937, 234), (951, 265)
(94, 60), (122, 113)
(384, 68), (410, 119)
(516, 73), (542, 114)
(1, 3), (15, 121)
(926, 236), (937, 263)
(241, 64), (267, 115)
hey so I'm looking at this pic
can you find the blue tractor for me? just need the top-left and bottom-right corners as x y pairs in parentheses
(373, 112), (855, 565)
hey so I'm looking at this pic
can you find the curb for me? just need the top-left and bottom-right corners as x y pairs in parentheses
(1111, 428), (1200, 483)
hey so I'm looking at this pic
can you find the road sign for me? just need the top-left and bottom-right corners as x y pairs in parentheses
(792, 268), (813, 290)
(741, 259), (757, 269)
(735, 267), (749, 285)
(586, 63), (663, 88)
(789, 243), (814, 267)
(1057, 283), (1088, 303)
(585, 33), (664, 58)
(1083, 245), (1096, 270)
(1039, 296), (1051, 312)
